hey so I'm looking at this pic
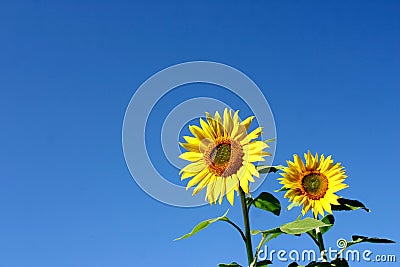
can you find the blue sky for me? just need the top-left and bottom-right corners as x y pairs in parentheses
(0, 1), (399, 266)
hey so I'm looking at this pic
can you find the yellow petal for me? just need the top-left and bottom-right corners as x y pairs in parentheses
(193, 173), (213, 195)
(181, 171), (196, 180)
(321, 198), (332, 214)
(179, 151), (203, 162)
(294, 154), (306, 173)
(240, 127), (262, 145)
(179, 160), (206, 174)
(246, 163), (259, 178)
(186, 168), (209, 189)
(189, 125), (208, 141)
(226, 188), (235, 206)
(240, 116), (254, 131)
(223, 108), (233, 136)
(199, 118), (215, 140)
(240, 177), (249, 194)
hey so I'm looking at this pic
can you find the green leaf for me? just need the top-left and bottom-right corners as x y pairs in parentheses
(174, 210), (229, 241)
(246, 196), (254, 206)
(252, 227), (282, 236)
(280, 218), (332, 235)
(257, 165), (285, 174)
(287, 263), (299, 267)
(251, 192), (281, 216)
(330, 258), (349, 267)
(265, 231), (284, 243)
(331, 198), (370, 212)
(218, 263), (242, 267)
(349, 235), (395, 246)
(274, 187), (289, 193)
(264, 138), (276, 143)
(252, 227), (284, 247)
(307, 214), (335, 240)
(306, 262), (331, 267)
(256, 260), (272, 266)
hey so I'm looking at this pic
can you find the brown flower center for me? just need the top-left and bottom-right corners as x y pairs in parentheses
(204, 137), (244, 177)
(301, 172), (328, 200)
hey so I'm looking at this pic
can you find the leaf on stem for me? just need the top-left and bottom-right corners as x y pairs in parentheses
(307, 214), (335, 240)
(256, 259), (272, 266)
(330, 258), (349, 267)
(348, 235), (395, 246)
(305, 261), (331, 266)
(331, 198), (370, 212)
(251, 192), (281, 216)
(174, 210), (229, 241)
(280, 218), (332, 235)
(257, 165), (285, 174)
(218, 263), (242, 267)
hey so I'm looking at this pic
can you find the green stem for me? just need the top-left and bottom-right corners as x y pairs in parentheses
(239, 187), (254, 266)
(306, 232), (320, 247)
(251, 233), (268, 267)
(222, 218), (247, 243)
(315, 226), (328, 262)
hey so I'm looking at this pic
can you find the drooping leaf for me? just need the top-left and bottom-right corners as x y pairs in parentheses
(331, 198), (370, 212)
(280, 218), (332, 235)
(218, 262), (242, 267)
(307, 214), (335, 240)
(174, 210), (229, 241)
(257, 165), (285, 174)
(330, 258), (349, 267)
(348, 235), (395, 246)
(256, 260), (272, 266)
(251, 192), (281, 216)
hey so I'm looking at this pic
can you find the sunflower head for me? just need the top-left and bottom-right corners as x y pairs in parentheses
(279, 151), (348, 217)
(179, 108), (271, 205)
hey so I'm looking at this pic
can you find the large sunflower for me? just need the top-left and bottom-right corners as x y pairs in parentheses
(179, 108), (270, 205)
(279, 151), (348, 217)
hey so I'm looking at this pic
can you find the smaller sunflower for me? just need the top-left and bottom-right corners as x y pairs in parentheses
(279, 151), (348, 217)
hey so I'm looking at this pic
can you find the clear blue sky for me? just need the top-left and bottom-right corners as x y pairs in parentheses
(0, 1), (399, 266)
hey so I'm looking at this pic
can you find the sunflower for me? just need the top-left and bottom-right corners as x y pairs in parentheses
(279, 151), (348, 217)
(179, 108), (270, 205)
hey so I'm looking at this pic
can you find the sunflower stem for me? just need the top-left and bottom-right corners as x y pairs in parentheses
(239, 187), (254, 266)
(314, 214), (328, 262)
(221, 218), (247, 243)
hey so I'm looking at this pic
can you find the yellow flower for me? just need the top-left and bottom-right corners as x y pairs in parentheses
(179, 108), (271, 205)
(279, 151), (348, 217)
